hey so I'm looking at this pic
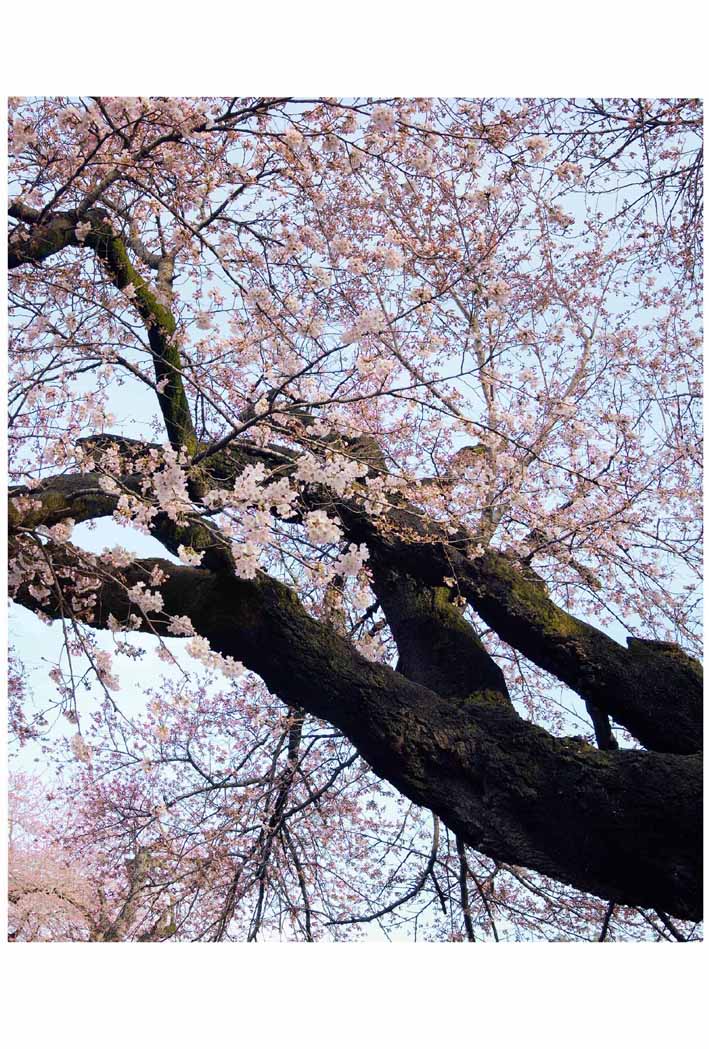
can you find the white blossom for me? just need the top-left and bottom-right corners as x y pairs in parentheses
(410, 148), (434, 174)
(524, 136), (549, 161)
(486, 279), (511, 305)
(186, 635), (245, 680)
(305, 510), (342, 545)
(103, 545), (135, 568)
(232, 463), (267, 505)
(369, 105), (396, 133)
(167, 615), (195, 637)
(282, 127), (303, 150)
(70, 734), (92, 763)
(98, 475), (120, 494)
(126, 583), (164, 615)
(231, 541), (260, 579)
(332, 543), (369, 577)
(374, 244), (404, 270)
(151, 454), (192, 520)
(42, 519), (75, 543)
(177, 545), (203, 566)
(75, 220), (92, 243)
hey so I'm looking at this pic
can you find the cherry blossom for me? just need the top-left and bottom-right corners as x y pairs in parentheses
(7, 96), (702, 942)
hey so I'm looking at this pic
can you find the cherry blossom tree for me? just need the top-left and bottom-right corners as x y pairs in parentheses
(7, 97), (702, 941)
(8, 772), (178, 941)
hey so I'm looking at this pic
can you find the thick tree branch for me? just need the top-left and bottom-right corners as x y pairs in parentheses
(341, 498), (703, 755)
(10, 432), (702, 755)
(9, 206), (197, 454)
(13, 547), (702, 921)
(9, 203), (78, 266)
(369, 557), (511, 706)
(197, 431), (704, 753)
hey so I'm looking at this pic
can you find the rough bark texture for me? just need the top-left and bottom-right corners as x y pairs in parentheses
(20, 443), (699, 755)
(14, 550), (702, 920)
(342, 497), (703, 755)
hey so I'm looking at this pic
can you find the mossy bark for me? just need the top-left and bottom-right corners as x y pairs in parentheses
(15, 552), (703, 921)
(343, 503), (702, 755)
(9, 208), (197, 455)
(11, 439), (703, 757)
(85, 216), (197, 455)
